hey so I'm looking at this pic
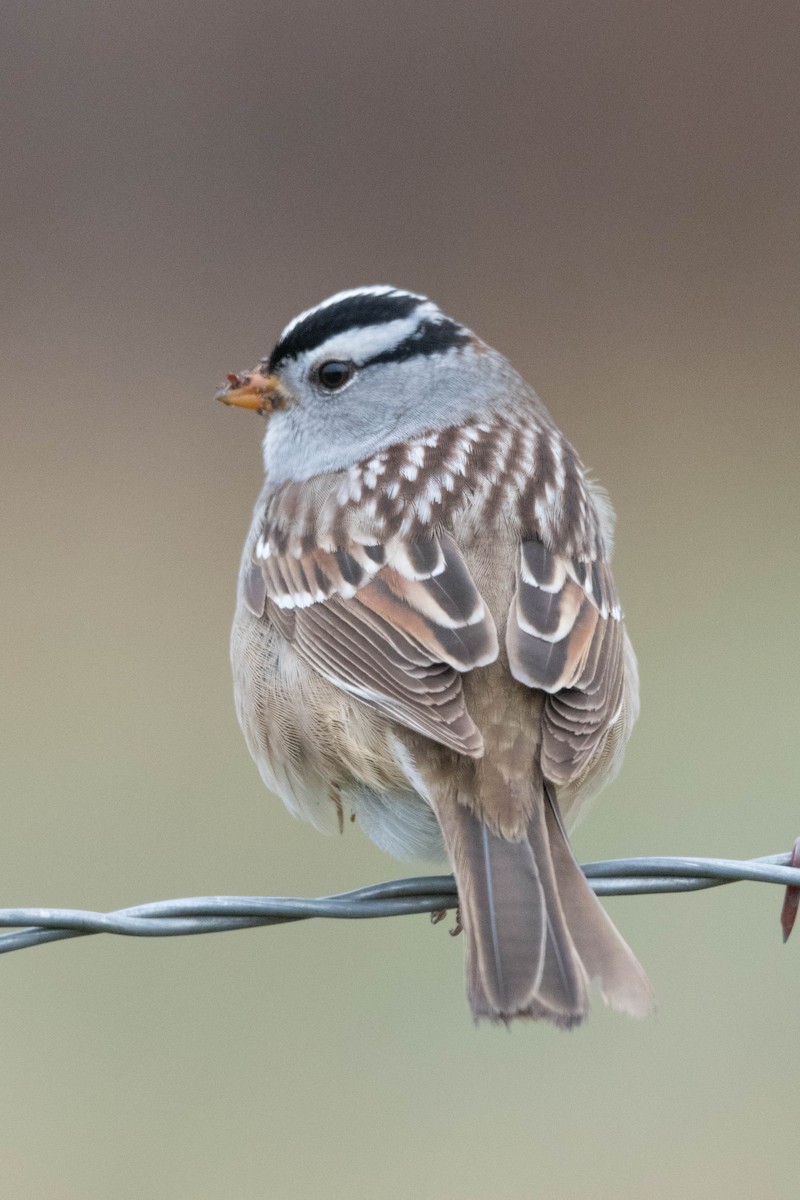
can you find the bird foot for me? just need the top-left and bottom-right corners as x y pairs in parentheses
(430, 906), (462, 936)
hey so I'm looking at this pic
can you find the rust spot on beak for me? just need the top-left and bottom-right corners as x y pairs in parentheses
(215, 371), (293, 415)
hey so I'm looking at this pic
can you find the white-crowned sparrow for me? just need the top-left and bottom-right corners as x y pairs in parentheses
(218, 286), (652, 1026)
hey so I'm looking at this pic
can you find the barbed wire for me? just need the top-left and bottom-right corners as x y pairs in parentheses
(1, 848), (798, 957)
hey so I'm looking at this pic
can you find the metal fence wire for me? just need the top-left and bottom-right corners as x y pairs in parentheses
(2, 845), (799, 955)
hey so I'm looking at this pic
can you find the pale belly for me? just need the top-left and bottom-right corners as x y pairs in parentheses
(231, 599), (446, 861)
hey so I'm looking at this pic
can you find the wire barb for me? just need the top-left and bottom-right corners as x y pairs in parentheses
(1, 850), (798, 957)
(779, 837), (800, 942)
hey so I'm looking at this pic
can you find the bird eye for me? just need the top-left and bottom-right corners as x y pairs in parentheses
(316, 360), (354, 390)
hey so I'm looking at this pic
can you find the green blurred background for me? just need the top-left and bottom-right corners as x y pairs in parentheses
(2, 2), (798, 1197)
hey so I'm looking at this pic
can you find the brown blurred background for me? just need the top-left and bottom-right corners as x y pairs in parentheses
(1, 2), (798, 1197)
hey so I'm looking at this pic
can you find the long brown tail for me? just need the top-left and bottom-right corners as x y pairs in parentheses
(432, 784), (653, 1026)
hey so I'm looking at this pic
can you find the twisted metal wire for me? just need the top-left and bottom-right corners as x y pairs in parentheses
(1, 851), (798, 956)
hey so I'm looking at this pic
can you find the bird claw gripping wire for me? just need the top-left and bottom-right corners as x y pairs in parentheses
(430, 906), (462, 936)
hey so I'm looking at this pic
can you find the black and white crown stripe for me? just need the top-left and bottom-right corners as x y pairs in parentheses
(277, 286), (423, 342)
(266, 286), (471, 371)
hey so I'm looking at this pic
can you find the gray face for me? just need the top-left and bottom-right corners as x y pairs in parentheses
(259, 286), (525, 484)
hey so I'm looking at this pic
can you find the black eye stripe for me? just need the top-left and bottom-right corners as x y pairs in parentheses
(361, 319), (471, 367)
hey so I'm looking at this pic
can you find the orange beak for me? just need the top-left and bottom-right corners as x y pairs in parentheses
(215, 371), (293, 415)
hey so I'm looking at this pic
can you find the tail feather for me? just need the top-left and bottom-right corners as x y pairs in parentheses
(431, 785), (653, 1026)
(542, 783), (654, 1019)
(448, 801), (547, 1016)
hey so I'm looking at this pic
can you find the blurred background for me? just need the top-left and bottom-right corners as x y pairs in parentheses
(1, 2), (798, 1196)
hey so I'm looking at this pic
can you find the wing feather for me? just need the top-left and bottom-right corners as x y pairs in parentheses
(508, 539), (627, 786)
(255, 523), (498, 757)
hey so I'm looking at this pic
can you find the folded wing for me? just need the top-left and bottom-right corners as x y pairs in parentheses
(248, 524), (498, 757)
(507, 538), (626, 786)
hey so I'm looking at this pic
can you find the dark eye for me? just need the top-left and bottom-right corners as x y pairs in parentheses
(316, 360), (354, 390)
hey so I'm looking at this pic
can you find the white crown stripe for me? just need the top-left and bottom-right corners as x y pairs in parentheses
(305, 309), (438, 366)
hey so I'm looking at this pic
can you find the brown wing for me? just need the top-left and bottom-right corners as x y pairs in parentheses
(250, 528), (499, 757)
(506, 539), (626, 786)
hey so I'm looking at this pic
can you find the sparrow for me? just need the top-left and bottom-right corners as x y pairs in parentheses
(218, 286), (652, 1026)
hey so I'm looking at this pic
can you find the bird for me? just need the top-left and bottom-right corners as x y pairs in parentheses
(218, 285), (653, 1027)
